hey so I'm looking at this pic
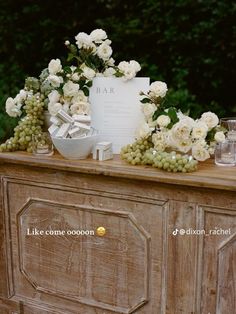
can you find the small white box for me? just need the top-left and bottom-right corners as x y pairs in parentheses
(74, 121), (91, 131)
(93, 142), (113, 161)
(57, 109), (74, 124)
(73, 114), (91, 124)
(48, 124), (59, 136)
(56, 123), (71, 138)
(50, 116), (62, 126)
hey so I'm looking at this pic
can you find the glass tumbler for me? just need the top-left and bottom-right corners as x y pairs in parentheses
(32, 132), (54, 156)
(215, 140), (235, 166)
(220, 117), (236, 140)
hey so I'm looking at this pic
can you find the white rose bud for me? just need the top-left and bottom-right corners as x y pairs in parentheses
(97, 43), (113, 61)
(156, 115), (171, 127)
(141, 103), (156, 118)
(47, 75), (63, 88)
(200, 111), (219, 129)
(214, 131), (226, 143)
(90, 29), (107, 43)
(149, 81), (168, 98)
(192, 121), (208, 139)
(63, 81), (80, 98)
(83, 66), (96, 80)
(48, 58), (62, 75)
(129, 60), (141, 72)
(192, 144), (210, 161)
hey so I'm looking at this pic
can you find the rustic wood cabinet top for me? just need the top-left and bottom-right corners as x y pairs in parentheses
(0, 152), (235, 191)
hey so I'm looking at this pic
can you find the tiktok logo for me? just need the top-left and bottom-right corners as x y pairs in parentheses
(172, 228), (178, 236)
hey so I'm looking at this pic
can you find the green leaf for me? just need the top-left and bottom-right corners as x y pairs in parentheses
(63, 66), (72, 74)
(167, 107), (179, 124)
(152, 109), (167, 121)
(140, 98), (150, 104)
(115, 71), (123, 77)
(86, 80), (93, 88)
(82, 86), (89, 96)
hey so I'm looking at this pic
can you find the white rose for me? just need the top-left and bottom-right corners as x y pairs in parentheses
(63, 81), (80, 98)
(149, 81), (168, 98)
(118, 61), (129, 72)
(5, 97), (22, 117)
(107, 58), (115, 66)
(129, 60), (141, 72)
(48, 59), (62, 75)
(70, 101), (90, 115)
(97, 43), (113, 61)
(75, 32), (94, 49)
(82, 66), (96, 80)
(71, 72), (80, 81)
(174, 138), (192, 153)
(141, 102), (156, 118)
(47, 75), (63, 88)
(136, 122), (154, 139)
(123, 68), (136, 81)
(192, 121), (208, 139)
(192, 144), (210, 161)
(48, 102), (62, 116)
(103, 67), (116, 77)
(72, 90), (87, 103)
(156, 115), (171, 127)
(200, 111), (219, 129)
(48, 90), (60, 104)
(172, 120), (192, 140)
(90, 29), (107, 43)
(214, 131), (226, 143)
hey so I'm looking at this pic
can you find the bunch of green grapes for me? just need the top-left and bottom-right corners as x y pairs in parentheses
(121, 138), (198, 172)
(143, 149), (198, 172)
(0, 93), (44, 153)
(120, 137), (153, 165)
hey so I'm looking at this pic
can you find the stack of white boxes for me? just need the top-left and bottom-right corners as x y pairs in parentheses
(48, 109), (113, 161)
(48, 110), (94, 139)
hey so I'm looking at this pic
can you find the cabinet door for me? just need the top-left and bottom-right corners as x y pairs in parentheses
(2, 176), (168, 314)
(198, 205), (236, 314)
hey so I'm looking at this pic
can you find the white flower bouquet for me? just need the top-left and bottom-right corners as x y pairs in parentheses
(0, 29), (141, 152)
(121, 81), (226, 172)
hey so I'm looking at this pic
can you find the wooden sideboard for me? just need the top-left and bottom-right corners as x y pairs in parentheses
(0, 152), (235, 314)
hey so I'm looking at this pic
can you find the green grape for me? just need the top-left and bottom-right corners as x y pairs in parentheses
(0, 92), (45, 153)
(121, 139), (198, 173)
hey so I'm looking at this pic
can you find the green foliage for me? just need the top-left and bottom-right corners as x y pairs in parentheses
(0, 0), (235, 142)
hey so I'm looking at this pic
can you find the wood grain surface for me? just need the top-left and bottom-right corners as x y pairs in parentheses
(0, 151), (236, 191)
(0, 152), (235, 313)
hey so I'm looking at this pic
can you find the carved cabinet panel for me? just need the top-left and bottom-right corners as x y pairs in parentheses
(0, 169), (235, 313)
(2, 177), (167, 313)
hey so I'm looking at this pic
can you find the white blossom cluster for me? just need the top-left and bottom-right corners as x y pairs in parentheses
(137, 81), (225, 161)
(5, 89), (28, 117)
(73, 29), (141, 80)
(45, 59), (91, 117)
(5, 28), (141, 121)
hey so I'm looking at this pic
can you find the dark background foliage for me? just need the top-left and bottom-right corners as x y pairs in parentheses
(0, 0), (235, 141)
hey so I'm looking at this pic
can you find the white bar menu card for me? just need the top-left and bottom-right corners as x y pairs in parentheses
(89, 77), (150, 153)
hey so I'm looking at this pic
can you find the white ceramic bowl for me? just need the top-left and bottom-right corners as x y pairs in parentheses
(52, 134), (98, 159)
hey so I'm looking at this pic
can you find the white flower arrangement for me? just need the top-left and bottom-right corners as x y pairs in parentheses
(137, 81), (225, 162)
(5, 28), (141, 120)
